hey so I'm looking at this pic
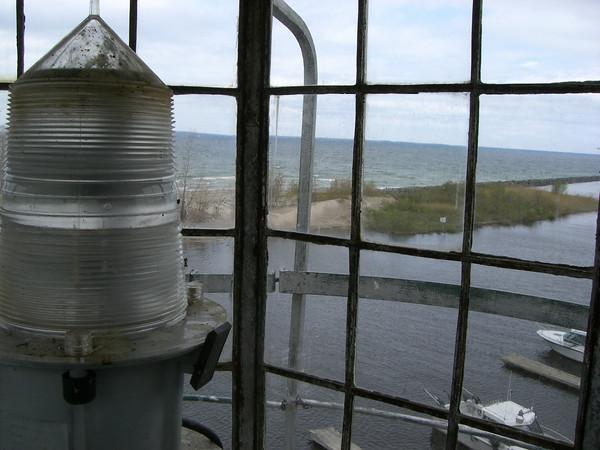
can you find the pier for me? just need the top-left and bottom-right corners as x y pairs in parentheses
(502, 353), (580, 390)
(310, 428), (362, 450)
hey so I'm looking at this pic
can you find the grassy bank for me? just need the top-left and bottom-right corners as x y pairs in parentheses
(180, 177), (597, 234)
(365, 182), (597, 235)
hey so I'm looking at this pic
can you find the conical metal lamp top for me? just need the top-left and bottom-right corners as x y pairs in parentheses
(19, 15), (164, 87)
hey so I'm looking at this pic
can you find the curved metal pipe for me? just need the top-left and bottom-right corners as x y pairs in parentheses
(273, 2), (318, 449)
(273, 0), (318, 237)
(273, 0), (318, 86)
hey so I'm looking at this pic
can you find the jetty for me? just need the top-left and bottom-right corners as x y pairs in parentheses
(310, 427), (362, 450)
(502, 353), (580, 390)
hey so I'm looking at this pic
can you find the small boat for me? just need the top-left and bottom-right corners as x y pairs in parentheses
(424, 388), (567, 450)
(537, 329), (586, 363)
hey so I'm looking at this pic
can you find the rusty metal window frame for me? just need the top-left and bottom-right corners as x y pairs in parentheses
(261, 1), (600, 450)
(3, 0), (600, 449)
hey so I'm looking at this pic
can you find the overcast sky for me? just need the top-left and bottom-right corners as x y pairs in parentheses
(0, 0), (599, 153)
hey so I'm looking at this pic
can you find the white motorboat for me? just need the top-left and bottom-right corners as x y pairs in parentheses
(425, 389), (567, 450)
(537, 329), (586, 363)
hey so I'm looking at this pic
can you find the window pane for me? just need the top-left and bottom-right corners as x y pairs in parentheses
(456, 423), (553, 450)
(353, 398), (448, 450)
(357, 252), (460, 402)
(268, 94), (355, 239)
(174, 95), (236, 229)
(474, 94), (600, 265)
(266, 374), (345, 449)
(0, 1), (16, 81)
(271, 0), (357, 86)
(137, 0), (238, 86)
(182, 237), (234, 448)
(24, 0), (129, 72)
(363, 93), (469, 251)
(183, 372), (232, 450)
(482, 0), (600, 83)
(183, 237), (234, 362)
(464, 265), (591, 444)
(367, 0), (472, 84)
(266, 239), (348, 381)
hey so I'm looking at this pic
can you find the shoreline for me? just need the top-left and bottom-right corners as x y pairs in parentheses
(180, 180), (598, 235)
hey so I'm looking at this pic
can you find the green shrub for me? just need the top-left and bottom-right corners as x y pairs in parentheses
(365, 182), (596, 235)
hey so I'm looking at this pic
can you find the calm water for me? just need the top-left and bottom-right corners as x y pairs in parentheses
(178, 133), (600, 449)
(183, 211), (596, 449)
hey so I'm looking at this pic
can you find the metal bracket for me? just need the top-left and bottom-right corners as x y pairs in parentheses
(190, 322), (232, 390)
(62, 370), (96, 405)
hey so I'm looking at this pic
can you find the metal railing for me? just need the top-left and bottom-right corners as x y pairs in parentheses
(190, 271), (588, 330)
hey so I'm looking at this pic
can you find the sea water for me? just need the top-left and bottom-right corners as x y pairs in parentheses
(175, 132), (600, 191)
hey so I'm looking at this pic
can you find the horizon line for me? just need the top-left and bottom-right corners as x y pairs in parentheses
(174, 130), (600, 157)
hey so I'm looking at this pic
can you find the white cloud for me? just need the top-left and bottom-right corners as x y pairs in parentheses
(366, 93), (470, 145)
(482, 0), (600, 82)
(479, 94), (600, 153)
(1, 0), (598, 152)
(519, 61), (539, 69)
(271, 0), (357, 85)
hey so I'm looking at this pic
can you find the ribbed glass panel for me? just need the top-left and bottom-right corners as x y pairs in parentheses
(0, 15), (186, 335)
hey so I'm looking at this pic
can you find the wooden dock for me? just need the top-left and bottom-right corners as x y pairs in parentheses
(310, 427), (362, 450)
(502, 353), (580, 390)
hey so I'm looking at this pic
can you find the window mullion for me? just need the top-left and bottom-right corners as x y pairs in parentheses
(341, 1), (368, 449)
(233, 0), (272, 448)
(16, 0), (24, 77)
(128, 0), (138, 51)
(445, 0), (483, 448)
(577, 203), (600, 448)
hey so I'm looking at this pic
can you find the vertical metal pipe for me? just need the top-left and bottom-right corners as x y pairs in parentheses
(233, 0), (272, 448)
(128, 0), (138, 51)
(16, 0), (25, 77)
(445, 1), (482, 448)
(272, 2), (317, 448)
(341, 1), (368, 449)
(89, 0), (100, 16)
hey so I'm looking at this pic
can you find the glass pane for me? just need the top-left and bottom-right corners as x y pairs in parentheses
(482, 0), (600, 83)
(137, 0), (238, 86)
(183, 237), (234, 362)
(24, 0), (129, 72)
(363, 94), (469, 251)
(266, 374), (345, 449)
(266, 238), (348, 381)
(474, 94), (600, 265)
(271, 0), (357, 86)
(182, 236), (233, 449)
(174, 95), (236, 229)
(357, 252), (460, 402)
(464, 265), (591, 444)
(367, 0), (472, 84)
(268, 94), (355, 238)
(353, 398), (448, 450)
(183, 371), (232, 450)
(0, 1), (16, 81)
(456, 423), (552, 450)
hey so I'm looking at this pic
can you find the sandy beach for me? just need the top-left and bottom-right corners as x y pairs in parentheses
(179, 188), (390, 232)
